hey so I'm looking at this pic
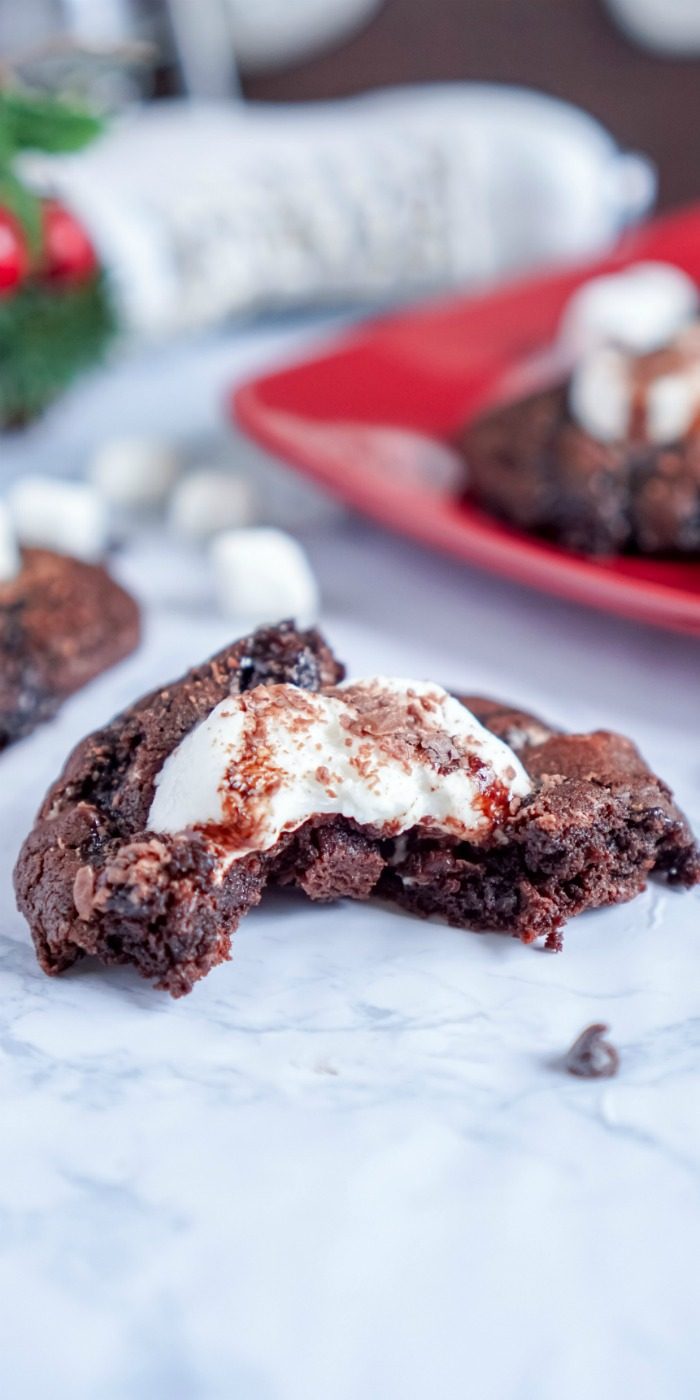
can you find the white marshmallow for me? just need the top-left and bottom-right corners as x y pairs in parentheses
(210, 527), (319, 626)
(570, 335), (700, 445)
(559, 262), (698, 357)
(89, 436), (180, 509)
(170, 469), (256, 539)
(8, 477), (108, 561)
(148, 678), (531, 858)
(0, 500), (20, 582)
(569, 346), (630, 442)
(646, 371), (699, 444)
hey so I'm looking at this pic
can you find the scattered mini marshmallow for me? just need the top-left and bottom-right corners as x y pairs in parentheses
(0, 500), (21, 582)
(170, 468), (256, 539)
(8, 476), (109, 561)
(89, 436), (181, 509)
(210, 527), (319, 627)
(559, 262), (698, 358)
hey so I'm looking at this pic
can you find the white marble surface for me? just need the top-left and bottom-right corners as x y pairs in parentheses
(1, 328), (700, 1400)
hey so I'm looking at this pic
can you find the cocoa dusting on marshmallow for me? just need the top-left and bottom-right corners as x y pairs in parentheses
(148, 676), (531, 860)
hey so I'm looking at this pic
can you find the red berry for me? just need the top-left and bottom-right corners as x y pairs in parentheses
(0, 208), (28, 295)
(41, 199), (97, 285)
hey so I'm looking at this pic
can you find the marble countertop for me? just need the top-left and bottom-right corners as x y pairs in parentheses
(1, 326), (699, 1400)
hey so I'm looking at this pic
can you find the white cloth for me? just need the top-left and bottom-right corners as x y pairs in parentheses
(29, 88), (655, 339)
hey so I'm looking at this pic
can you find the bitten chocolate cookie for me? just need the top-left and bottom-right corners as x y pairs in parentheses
(14, 622), (699, 996)
(0, 548), (140, 748)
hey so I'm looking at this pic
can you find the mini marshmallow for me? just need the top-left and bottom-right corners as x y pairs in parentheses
(89, 437), (180, 509)
(0, 500), (20, 582)
(170, 469), (256, 539)
(646, 371), (698, 444)
(559, 262), (698, 357)
(8, 477), (109, 561)
(210, 527), (319, 627)
(569, 346), (630, 442)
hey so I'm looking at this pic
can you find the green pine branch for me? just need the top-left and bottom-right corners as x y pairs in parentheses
(0, 84), (115, 426)
(0, 88), (104, 157)
(0, 275), (116, 427)
(0, 86), (105, 252)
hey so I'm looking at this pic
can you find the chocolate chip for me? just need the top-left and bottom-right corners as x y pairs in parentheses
(563, 1023), (619, 1079)
(237, 623), (336, 694)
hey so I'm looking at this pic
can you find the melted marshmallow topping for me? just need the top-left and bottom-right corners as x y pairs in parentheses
(559, 262), (698, 359)
(562, 264), (700, 445)
(148, 678), (531, 859)
(570, 324), (700, 445)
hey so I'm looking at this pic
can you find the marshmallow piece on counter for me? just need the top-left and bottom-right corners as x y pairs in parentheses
(211, 527), (319, 626)
(8, 477), (109, 561)
(170, 469), (256, 539)
(559, 262), (698, 357)
(89, 436), (181, 509)
(0, 501), (21, 582)
(569, 346), (630, 442)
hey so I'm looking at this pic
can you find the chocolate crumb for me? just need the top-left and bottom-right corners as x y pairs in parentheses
(563, 1023), (619, 1079)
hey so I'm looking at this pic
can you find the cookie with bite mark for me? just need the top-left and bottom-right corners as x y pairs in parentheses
(14, 622), (699, 995)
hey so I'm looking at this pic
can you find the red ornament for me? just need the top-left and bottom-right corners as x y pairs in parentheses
(41, 199), (98, 285)
(0, 208), (28, 295)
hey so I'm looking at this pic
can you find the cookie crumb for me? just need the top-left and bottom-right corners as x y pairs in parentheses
(563, 1023), (619, 1079)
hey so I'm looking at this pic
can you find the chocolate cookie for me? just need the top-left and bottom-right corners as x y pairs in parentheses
(14, 622), (699, 995)
(463, 383), (700, 557)
(0, 548), (140, 748)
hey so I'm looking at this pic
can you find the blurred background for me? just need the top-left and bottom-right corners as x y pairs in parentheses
(245, 0), (700, 209)
(0, 0), (699, 562)
(2, 0), (699, 201)
(0, 1), (697, 359)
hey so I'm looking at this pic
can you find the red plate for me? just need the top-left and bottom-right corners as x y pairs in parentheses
(234, 206), (700, 637)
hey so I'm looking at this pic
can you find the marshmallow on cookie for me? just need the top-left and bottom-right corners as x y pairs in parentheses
(563, 262), (700, 445)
